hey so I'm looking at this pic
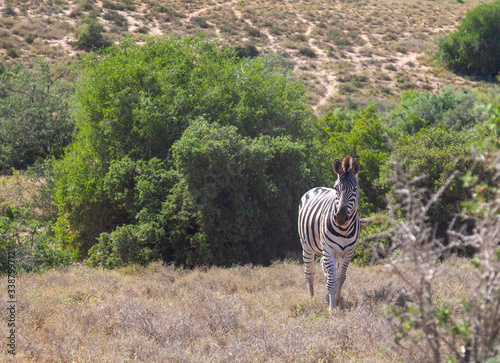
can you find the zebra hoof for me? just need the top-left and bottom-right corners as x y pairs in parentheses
(326, 294), (337, 310)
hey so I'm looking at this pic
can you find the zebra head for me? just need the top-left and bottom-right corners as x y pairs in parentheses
(332, 156), (360, 226)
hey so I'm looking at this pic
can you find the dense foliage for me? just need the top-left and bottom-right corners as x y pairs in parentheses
(0, 171), (73, 274)
(314, 87), (493, 262)
(315, 104), (391, 214)
(0, 27), (497, 270)
(380, 125), (486, 233)
(52, 34), (313, 265)
(390, 88), (488, 135)
(0, 61), (74, 172)
(438, 0), (500, 76)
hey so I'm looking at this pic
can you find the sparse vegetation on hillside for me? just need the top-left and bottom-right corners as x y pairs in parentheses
(0, 0), (496, 111)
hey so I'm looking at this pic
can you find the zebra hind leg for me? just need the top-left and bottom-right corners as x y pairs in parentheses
(302, 247), (315, 297)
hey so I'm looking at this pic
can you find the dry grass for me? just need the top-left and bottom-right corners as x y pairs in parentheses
(0, 257), (478, 362)
(0, 0), (495, 115)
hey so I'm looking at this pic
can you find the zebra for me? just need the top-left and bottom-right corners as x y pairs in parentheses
(298, 155), (360, 310)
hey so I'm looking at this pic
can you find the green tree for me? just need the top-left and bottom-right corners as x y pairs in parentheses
(53, 35), (314, 262)
(87, 121), (310, 268)
(315, 104), (391, 213)
(438, 1), (500, 77)
(0, 61), (74, 172)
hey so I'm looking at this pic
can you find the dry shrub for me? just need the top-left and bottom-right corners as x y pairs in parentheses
(373, 155), (500, 362)
(0, 17), (15, 28)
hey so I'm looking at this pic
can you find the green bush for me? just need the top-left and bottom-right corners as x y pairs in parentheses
(352, 216), (391, 266)
(193, 17), (211, 29)
(0, 61), (74, 172)
(390, 88), (488, 135)
(299, 47), (317, 58)
(438, 1), (500, 76)
(379, 125), (488, 232)
(87, 223), (158, 269)
(245, 25), (261, 37)
(52, 35), (314, 263)
(315, 104), (391, 214)
(86, 121), (310, 268)
(0, 209), (72, 274)
(74, 16), (111, 51)
(103, 11), (127, 27)
(233, 44), (260, 59)
(169, 121), (309, 266)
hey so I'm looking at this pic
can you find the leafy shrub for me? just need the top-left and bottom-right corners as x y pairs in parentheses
(438, 1), (500, 76)
(6, 47), (19, 58)
(379, 125), (488, 232)
(74, 16), (110, 51)
(353, 216), (391, 266)
(0, 208), (72, 274)
(136, 26), (149, 34)
(245, 25), (261, 37)
(0, 61), (74, 172)
(233, 44), (259, 58)
(299, 47), (317, 58)
(86, 121), (310, 268)
(87, 223), (158, 268)
(169, 121), (309, 266)
(315, 105), (391, 214)
(395, 73), (414, 89)
(103, 0), (135, 11)
(52, 35), (313, 262)
(103, 11), (127, 27)
(193, 17), (211, 29)
(390, 88), (488, 135)
(328, 29), (351, 46)
(295, 34), (307, 42)
(338, 83), (357, 94)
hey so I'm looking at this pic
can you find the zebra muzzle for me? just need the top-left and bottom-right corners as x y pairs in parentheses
(335, 207), (349, 226)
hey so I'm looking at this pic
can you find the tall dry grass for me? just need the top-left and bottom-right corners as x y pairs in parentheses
(1, 256), (478, 362)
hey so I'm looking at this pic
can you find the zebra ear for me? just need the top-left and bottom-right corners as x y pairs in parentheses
(352, 158), (360, 174)
(333, 159), (343, 174)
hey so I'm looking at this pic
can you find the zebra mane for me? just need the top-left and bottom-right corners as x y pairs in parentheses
(343, 156), (353, 172)
(333, 155), (360, 175)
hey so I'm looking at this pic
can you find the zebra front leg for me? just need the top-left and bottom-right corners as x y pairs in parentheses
(321, 253), (338, 310)
(335, 256), (350, 306)
(302, 247), (315, 297)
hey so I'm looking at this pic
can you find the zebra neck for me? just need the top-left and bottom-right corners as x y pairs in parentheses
(326, 211), (359, 237)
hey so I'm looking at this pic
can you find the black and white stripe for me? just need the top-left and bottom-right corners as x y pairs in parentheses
(298, 156), (360, 310)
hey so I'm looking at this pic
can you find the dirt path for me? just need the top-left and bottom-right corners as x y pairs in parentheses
(183, 0), (241, 38)
(294, 11), (337, 113)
